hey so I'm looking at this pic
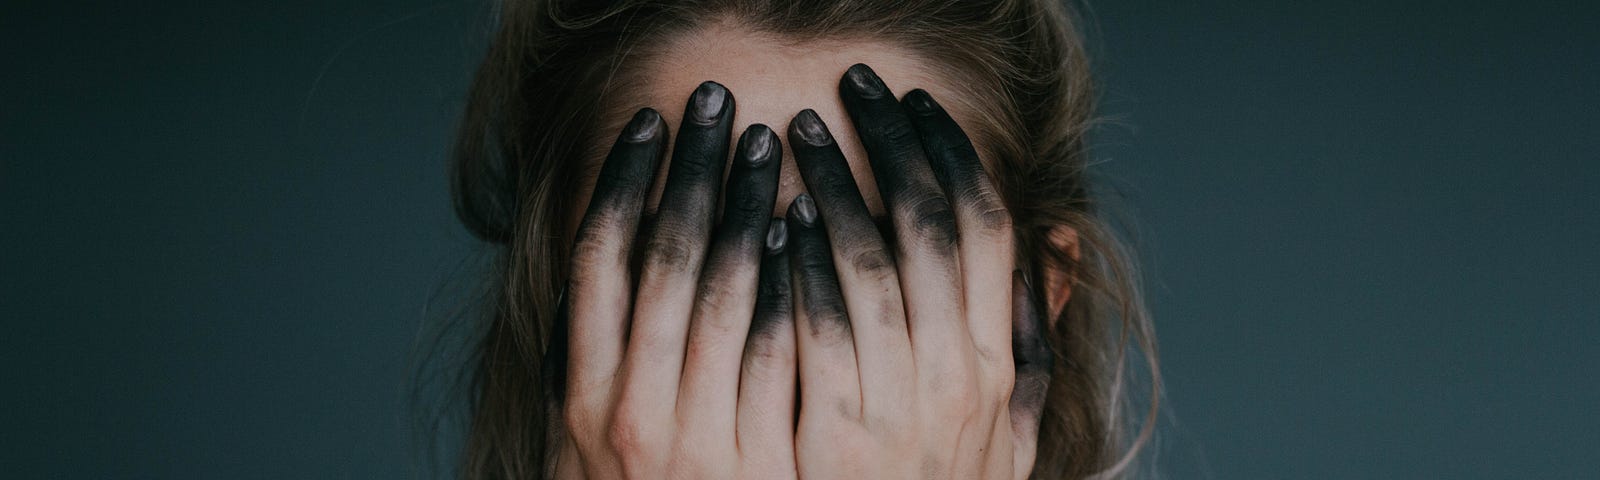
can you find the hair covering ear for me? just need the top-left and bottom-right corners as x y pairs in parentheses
(451, 126), (519, 245)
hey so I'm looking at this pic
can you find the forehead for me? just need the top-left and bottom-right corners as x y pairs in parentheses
(583, 21), (992, 222)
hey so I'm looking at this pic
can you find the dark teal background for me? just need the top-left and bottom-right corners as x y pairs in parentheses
(4, 1), (1596, 478)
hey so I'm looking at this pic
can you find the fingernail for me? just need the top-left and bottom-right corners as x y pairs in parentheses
(791, 194), (818, 226)
(792, 109), (832, 146)
(765, 218), (788, 253)
(844, 63), (886, 99)
(905, 89), (938, 114)
(622, 108), (661, 143)
(740, 124), (775, 167)
(689, 81), (728, 124)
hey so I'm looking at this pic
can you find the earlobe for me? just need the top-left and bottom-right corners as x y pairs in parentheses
(1040, 225), (1081, 324)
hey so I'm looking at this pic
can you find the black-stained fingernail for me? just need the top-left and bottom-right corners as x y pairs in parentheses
(792, 109), (832, 146)
(622, 108), (661, 142)
(844, 63), (886, 99)
(765, 218), (787, 254)
(905, 89), (938, 114)
(791, 194), (818, 226)
(689, 81), (728, 124)
(740, 124), (775, 167)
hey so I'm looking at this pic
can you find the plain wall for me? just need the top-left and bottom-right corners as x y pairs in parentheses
(3, 0), (1595, 478)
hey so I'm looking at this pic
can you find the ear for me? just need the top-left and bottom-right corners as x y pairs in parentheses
(1040, 225), (1081, 323)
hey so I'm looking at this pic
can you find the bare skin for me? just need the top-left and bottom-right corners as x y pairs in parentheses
(556, 58), (1057, 478)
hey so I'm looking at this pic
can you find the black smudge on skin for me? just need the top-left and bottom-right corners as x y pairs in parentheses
(787, 196), (852, 336)
(749, 218), (792, 338)
(575, 108), (667, 289)
(698, 125), (782, 284)
(787, 110), (897, 276)
(837, 63), (959, 255)
(1009, 270), (1055, 423)
(641, 81), (736, 272)
(901, 88), (1011, 234)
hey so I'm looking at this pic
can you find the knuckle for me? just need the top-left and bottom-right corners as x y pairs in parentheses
(605, 409), (651, 456)
(571, 220), (625, 267)
(694, 279), (730, 311)
(642, 231), (698, 272)
(902, 193), (958, 250)
(971, 196), (1013, 234)
(866, 117), (921, 147)
(846, 245), (895, 278)
(991, 366), (1018, 404)
(935, 135), (978, 162)
(806, 302), (852, 336)
(562, 405), (596, 440)
(930, 366), (983, 418)
(729, 183), (768, 216)
(740, 338), (789, 372)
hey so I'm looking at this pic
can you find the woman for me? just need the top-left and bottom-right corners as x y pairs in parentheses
(443, 0), (1158, 478)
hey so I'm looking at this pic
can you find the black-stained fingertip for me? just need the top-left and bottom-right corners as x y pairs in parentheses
(904, 89), (939, 115)
(688, 81), (729, 124)
(843, 63), (887, 99)
(739, 124), (776, 167)
(621, 108), (662, 143)
(765, 218), (788, 254)
(790, 193), (818, 227)
(791, 109), (832, 146)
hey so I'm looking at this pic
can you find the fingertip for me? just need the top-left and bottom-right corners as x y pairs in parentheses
(788, 193), (818, 227)
(765, 217), (788, 254)
(688, 81), (731, 125)
(622, 107), (665, 143)
(842, 63), (888, 99)
(788, 109), (832, 147)
(902, 88), (940, 116)
(739, 123), (777, 167)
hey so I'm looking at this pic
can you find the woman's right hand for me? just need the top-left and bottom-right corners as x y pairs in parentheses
(553, 82), (799, 479)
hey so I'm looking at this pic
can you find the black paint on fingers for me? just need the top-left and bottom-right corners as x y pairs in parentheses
(787, 195), (852, 336)
(720, 124), (782, 246)
(787, 109), (895, 276)
(838, 63), (959, 253)
(701, 124), (782, 279)
(643, 81), (735, 272)
(1010, 270), (1055, 421)
(573, 108), (667, 287)
(750, 219), (792, 338)
(902, 88), (1011, 234)
(577, 108), (667, 233)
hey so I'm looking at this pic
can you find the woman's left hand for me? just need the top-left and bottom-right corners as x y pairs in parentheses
(783, 64), (1055, 480)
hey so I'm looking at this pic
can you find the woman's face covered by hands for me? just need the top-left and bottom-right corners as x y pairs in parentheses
(555, 22), (1055, 479)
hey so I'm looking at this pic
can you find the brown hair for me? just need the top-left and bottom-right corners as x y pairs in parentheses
(439, 0), (1159, 478)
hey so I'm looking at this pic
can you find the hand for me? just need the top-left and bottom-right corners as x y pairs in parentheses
(555, 82), (799, 479)
(783, 64), (1054, 479)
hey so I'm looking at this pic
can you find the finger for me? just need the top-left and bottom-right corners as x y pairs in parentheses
(737, 219), (798, 464)
(788, 109), (912, 411)
(622, 81), (735, 408)
(680, 124), (781, 432)
(1009, 271), (1054, 475)
(903, 88), (1017, 370)
(787, 195), (863, 419)
(838, 64), (969, 373)
(566, 108), (667, 399)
